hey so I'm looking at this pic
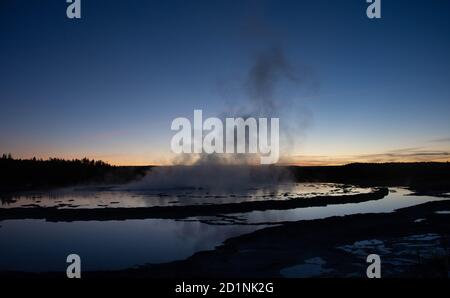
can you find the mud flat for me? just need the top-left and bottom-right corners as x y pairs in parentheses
(0, 188), (388, 222)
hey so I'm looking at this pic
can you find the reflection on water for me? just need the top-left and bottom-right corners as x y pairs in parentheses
(0, 186), (446, 272)
(0, 219), (262, 272)
(0, 183), (370, 209)
(203, 188), (447, 224)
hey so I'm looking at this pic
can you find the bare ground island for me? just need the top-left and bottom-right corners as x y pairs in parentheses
(0, 187), (388, 221)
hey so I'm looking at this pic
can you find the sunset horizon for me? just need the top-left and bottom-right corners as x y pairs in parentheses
(1, 0), (450, 291)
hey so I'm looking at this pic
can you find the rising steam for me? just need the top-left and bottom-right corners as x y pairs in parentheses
(129, 15), (317, 190)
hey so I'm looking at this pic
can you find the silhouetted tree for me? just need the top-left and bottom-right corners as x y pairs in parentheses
(0, 155), (150, 191)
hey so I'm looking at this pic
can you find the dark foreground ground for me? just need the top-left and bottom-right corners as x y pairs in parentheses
(95, 199), (450, 278)
(1, 160), (449, 278)
(4, 197), (449, 279)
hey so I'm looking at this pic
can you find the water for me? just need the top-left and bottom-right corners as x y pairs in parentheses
(0, 219), (261, 272)
(213, 188), (447, 224)
(0, 183), (369, 209)
(0, 185), (446, 272)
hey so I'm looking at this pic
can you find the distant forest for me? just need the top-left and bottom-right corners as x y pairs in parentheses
(290, 162), (450, 194)
(1, 154), (450, 194)
(0, 154), (149, 192)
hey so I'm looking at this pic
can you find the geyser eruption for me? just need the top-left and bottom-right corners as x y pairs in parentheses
(127, 163), (292, 191)
(133, 40), (316, 190)
(245, 46), (300, 117)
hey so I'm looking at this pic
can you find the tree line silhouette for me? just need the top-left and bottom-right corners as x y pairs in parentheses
(2, 153), (449, 194)
(0, 154), (149, 191)
(290, 162), (450, 193)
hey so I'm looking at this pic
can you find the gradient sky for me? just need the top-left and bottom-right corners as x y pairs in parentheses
(1, 0), (450, 165)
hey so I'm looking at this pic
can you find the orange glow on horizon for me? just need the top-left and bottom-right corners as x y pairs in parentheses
(7, 149), (450, 167)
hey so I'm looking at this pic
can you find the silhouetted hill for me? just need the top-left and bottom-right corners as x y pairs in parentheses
(289, 162), (450, 194)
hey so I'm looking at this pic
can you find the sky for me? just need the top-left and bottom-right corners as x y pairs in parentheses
(0, 0), (449, 165)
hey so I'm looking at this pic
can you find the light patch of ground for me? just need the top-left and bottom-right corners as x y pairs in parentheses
(335, 233), (449, 277)
(280, 257), (334, 278)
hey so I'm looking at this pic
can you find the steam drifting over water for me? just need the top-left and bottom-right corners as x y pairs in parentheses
(127, 164), (293, 191)
(133, 46), (315, 190)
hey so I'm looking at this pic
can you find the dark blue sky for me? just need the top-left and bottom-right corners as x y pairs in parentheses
(1, 0), (449, 165)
